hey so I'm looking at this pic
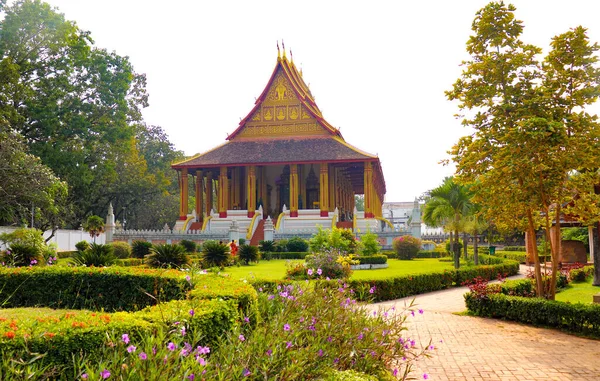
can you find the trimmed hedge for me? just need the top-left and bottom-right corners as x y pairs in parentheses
(465, 292), (600, 338)
(570, 265), (594, 282)
(494, 251), (527, 264)
(0, 266), (190, 311)
(314, 260), (519, 302)
(260, 252), (308, 260)
(416, 251), (445, 258)
(502, 246), (526, 252)
(114, 258), (144, 267)
(357, 255), (387, 265)
(191, 274), (259, 319)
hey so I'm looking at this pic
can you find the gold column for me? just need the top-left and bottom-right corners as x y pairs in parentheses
(179, 168), (189, 220)
(247, 166), (256, 218)
(229, 167), (236, 210)
(205, 171), (213, 216)
(195, 170), (203, 222)
(364, 162), (373, 218)
(319, 163), (329, 217)
(218, 166), (228, 218)
(290, 164), (299, 217)
(329, 165), (335, 212)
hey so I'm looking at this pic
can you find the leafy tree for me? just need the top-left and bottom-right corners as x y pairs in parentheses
(83, 215), (105, 243)
(422, 177), (473, 269)
(447, 2), (600, 298)
(354, 195), (364, 211)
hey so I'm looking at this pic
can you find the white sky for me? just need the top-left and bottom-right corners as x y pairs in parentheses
(22, 0), (600, 201)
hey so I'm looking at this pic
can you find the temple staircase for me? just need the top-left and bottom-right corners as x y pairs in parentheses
(250, 219), (265, 246)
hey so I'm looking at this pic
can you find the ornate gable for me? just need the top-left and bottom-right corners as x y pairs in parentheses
(228, 56), (340, 140)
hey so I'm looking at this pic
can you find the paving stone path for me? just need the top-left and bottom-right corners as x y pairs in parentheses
(370, 266), (600, 381)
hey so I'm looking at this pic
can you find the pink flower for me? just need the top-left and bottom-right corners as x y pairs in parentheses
(167, 342), (176, 351)
(197, 356), (206, 366)
(127, 345), (136, 353)
(81, 374), (88, 379)
(100, 369), (110, 379)
(139, 352), (147, 360)
(238, 334), (245, 342)
(121, 333), (130, 344)
(283, 324), (290, 331)
(423, 374), (429, 380)
(317, 268), (322, 276)
(189, 309), (195, 317)
(307, 268), (314, 276)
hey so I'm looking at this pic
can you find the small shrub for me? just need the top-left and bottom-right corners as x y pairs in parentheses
(238, 244), (259, 265)
(238, 238), (246, 245)
(340, 228), (360, 254)
(179, 239), (197, 253)
(570, 265), (594, 282)
(286, 236), (309, 252)
(359, 231), (381, 256)
(274, 239), (288, 252)
(201, 240), (231, 268)
(302, 250), (352, 279)
(445, 239), (463, 255)
(71, 243), (117, 267)
(259, 240), (275, 253)
(392, 236), (422, 260)
(110, 241), (131, 259)
(6, 243), (42, 266)
(356, 255), (387, 265)
(146, 244), (190, 268)
(131, 240), (153, 258)
(75, 240), (90, 252)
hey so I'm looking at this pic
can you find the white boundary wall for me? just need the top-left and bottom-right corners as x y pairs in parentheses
(0, 227), (105, 251)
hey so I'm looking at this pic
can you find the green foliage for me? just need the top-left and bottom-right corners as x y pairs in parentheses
(309, 226), (353, 254)
(416, 251), (445, 258)
(4, 243), (42, 266)
(465, 292), (600, 338)
(179, 239), (197, 253)
(200, 240), (231, 268)
(0, 228), (45, 253)
(131, 240), (153, 258)
(238, 244), (259, 265)
(285, 236), (309, 252)
(71, 243), (117, 267)
(562, 227), (589, 246)
(494, 250), (527, 263)
(0, 266), (190, 311)
(303, 251), (352, 279)
(274, 239), (288, 252)
(258, 240), (275, 253)
(263, 252), (308, 260)
(392, 235), (422, 260)
(340, 228), (360, 254)
(359, 231), (381, 256)
(74, 240), (89, 252)
(146, 244), (190, 268)
(110, 241), (131, 259)
(444, 238), (463, 255)
(502, 246), (527, 252)
(114, 258), (143, 267)
(190, 274), (258, 319)
(356, 255), (387, 265)
(82, 215), (105, 241)
(570, 265), (595, 283)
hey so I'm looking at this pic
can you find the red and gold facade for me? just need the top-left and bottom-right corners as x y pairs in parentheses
(172, 50), (386, 226)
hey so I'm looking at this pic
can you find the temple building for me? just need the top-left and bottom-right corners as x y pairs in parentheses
(171, 48), (390, 242)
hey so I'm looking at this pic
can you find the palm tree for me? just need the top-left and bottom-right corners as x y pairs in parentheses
(423, 177), (474, 269)
(463, 214), (488, 265)
(83, 215), (105, 243)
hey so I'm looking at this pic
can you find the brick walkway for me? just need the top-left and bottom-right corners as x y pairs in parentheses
(370, 266), (600, 381)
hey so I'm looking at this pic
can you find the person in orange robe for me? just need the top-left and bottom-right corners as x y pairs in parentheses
(229, 240), (238, 256)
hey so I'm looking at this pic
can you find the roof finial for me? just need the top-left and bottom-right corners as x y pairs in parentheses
(282, 40), (286, 59)
(290, 49), (293, 64)
(276, 41), (280, 59)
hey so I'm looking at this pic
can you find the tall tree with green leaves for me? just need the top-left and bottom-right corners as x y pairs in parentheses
(447, 2), (600, 298)
(422, 177), (473, 269)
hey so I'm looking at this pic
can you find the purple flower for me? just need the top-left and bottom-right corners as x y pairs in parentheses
(286, 341), (293, 348)
(357, 333), (364, 340)
(429, 345), (435, 350)
(317, 268), (322, 276)
(327, 336), (332, 342)
(283, 324), (290, 331)
(185, 275), (191, 283)
(139, 352), (147, 360)
(268, 294), (275, 300)
(100, 369), (110, 379)
(167, 342), (176, 351)
(244, 316), (250, 323)
(369, 286), (376, 294)
(188, 374), (195, 381)
(419, 309), (424, 315)
(127, 345), (136, 353)
(189, 309), (195, 317)
(243, 368), (251, 377)
(423, 374), (429, 380)
(393, 368), (398, 377)
(266, 348), (272, 356)
(181, 326), (186, 336)
(307, 268), (314, 276)
(197, 356), (206, 366)
(318, 349), (324, 357)
(196, 346), (210, 355)
(121, 333), (130, 344)
(238, 334), (245, 342)
(81, 374), (88, 380)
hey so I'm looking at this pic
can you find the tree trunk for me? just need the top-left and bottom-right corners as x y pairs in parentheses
(594, 221), (600, 286)
(474, 229), (479, 266)
(527, 209), (543, 297)
(548, 206), (561, 300)
(463, 232), (468, 260)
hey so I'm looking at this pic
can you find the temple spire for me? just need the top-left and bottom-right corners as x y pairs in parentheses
(290, 49), (293, 64)
(282, 40), (286, 59)
(277, 41), (280, 59)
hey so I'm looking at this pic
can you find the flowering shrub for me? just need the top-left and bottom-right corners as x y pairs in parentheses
(360, 231), (381, 256)
(392, 236), (422, 260)
(309, 226), (355, 254)
(306, 250), (353, 279)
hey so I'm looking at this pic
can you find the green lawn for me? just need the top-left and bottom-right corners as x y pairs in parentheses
(218, 258), (455, 281)
(556, 277), (600, 304)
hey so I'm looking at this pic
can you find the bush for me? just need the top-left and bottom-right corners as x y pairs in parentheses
(131, 240), (153, 258)
(0, 266), (190, 311)
(569, 265), (594, 282)
(258, 240), (275, 253)
(392, 236), (421, 260)
(71, 243), (117, 267)
(416, 251), (445, 258)
(285, 236), (309, 252)
(179, 239), (197, 253)
(309, 226), (354, 254)
(274, 239), (288, 252)
(303, 250), (352, 279)
(360, 231), (381, 256)
(190, 274), (258, 318)
(146, 244), (190, 268)
(495, 250), (527, 263)
(238, 244), (259, 265)
(5, 243), (43, 266)
(56, 251), (75, 259)
(114, 258), (144, 267)
(464, 292), (600, 338)
(110, 241), (131, 259)
(0, 228), (45, 254)
(75, 240), (90, 252)
(445, 238), (463, 255)
(356, 255), (388, 265)
(200, 240), (231, 268)
(502, 246), (527, 252)
(340, 228), (360, 254)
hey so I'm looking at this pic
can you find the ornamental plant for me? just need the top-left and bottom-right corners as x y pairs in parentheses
(200, 240), (230, 269)
(131, 240), (153, 258)
(110, 241), (131, 259)
(71, 243), (117, 267)
(75, 240), (90, 252)
(360, 231), (381, 256)
(179, 239), (197, 253)
(238, 244), (259, 265)
(147, 244), (190, 268)
(305, 250), (352, 279)
(393, 236), (422, 260)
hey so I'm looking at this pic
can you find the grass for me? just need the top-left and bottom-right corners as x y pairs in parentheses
(219, 258), (455, 281)
(555, 277), (600, 304)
